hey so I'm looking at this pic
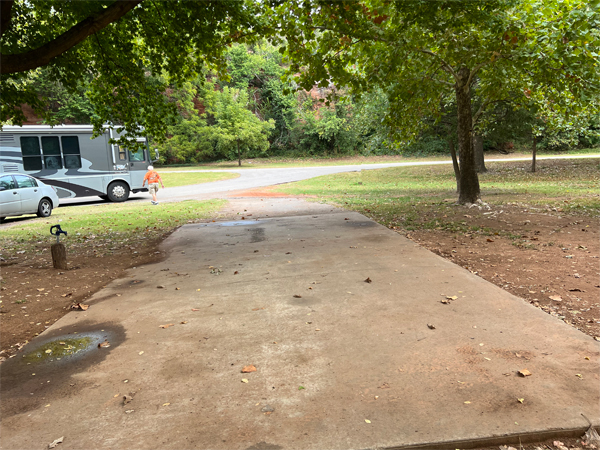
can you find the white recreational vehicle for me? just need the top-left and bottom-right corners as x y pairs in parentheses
(0, 125), (156, 202)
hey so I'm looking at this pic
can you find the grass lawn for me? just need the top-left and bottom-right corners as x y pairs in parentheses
(157, 149), (600, 171)
(271, 158), (600, 232)
(0, 199), (226, 257)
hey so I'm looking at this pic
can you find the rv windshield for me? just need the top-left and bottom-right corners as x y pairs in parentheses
(129, 149), (145, 161)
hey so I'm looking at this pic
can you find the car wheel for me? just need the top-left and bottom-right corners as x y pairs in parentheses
(107, 181), (130, 202)
(37, 198), (53, 217)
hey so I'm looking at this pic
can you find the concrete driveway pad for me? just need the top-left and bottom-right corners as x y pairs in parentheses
(2, 207), (598, 450)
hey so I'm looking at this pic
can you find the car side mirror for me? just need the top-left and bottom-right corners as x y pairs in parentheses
(0, 186), (6, 191)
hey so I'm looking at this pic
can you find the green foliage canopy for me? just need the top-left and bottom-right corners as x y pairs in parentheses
(277, 0), (600, 202)
(0, 0), (272, 145)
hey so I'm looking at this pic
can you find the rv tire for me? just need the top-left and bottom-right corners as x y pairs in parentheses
(107, 181), (130, 202)
(37, 198), (53, 217)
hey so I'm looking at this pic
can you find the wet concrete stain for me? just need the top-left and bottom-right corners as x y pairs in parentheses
(344, 221), (377, 227)
(214, 220), (262, 227)
(1, 320), (126, 418)
(250, 228), (266, 243)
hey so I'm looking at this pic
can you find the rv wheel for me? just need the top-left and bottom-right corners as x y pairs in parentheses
(37, 198), (53, 217)
(107, 181), (130, 202)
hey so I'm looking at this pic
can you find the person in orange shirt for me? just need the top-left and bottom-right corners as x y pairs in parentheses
(142, 165), (165, 205)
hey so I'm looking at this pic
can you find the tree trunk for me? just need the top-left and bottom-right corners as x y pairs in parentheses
(237, 139), (241, 167)
(473, 134), (487, 173)
(455, 67), (480, 204)
(446, 125), (460, 193)
(531, 135), (537, 173)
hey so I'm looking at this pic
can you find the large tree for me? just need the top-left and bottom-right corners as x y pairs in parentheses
(1, 0), (272, 144)
(276, 0), (600, 203)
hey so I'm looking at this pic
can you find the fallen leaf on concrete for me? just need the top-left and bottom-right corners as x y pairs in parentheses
(159, 324), (174, 329)
(157, 285), (166, 289)
(98, 340), (111, 348)
(576, 373), (583, 378)
(464, 401), (471, 404)
(37, 288), (45, 292)
(180, 321), (188, 324)
(163, 403), (170, 406)
(427, 324), (436, 329)
(48, 436), (64, 449)
(192, 308), (200, 311)
(234, 271), (239, 275)
(241, 379), (249, 383)
(517, 398), (524, 403)
(364, 277), (372, 283)
(298, 386), (305, 390)
(365, 419), (371, 424)
(549, 295), (562, 302)
(568, 288), (584, 292)
(446, 296), (458, 300)
(378, 383), (390, 389)
(293, 295), (302, 298)
(138, 351), (144, 355)
(486, 238), (494, 242)
(125, 410), (134, 414)
(252, 307), (265, 311)
(440, 299), (450, 304)
(175, 287), (180, 290)
(70, 303), (89, 311)
(196, 289), (201, 291)
(518, 369), (532, 377)
(123, 395), (133, 405)
(261, 405), (275, 413)
(61, 293), (72, 297)
(242, 365), (257, 373)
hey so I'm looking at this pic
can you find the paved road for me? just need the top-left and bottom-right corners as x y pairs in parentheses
(61, 154), (600, 205)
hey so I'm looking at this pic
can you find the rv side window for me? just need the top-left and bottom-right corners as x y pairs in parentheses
(61, 136), (82, 169)
(20, 137), (43, 171)
(41, 136), (63, 169)
(116, 146), (127, 161)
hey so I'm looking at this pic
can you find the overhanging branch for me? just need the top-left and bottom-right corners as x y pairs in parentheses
(1, 0), (143, 74)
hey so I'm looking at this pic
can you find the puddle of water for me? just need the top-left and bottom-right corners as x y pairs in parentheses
(22, 331), (108, 365)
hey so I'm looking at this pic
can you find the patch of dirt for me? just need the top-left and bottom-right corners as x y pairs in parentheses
(404, 204), (599, 342)
(0, 237), (167, 360)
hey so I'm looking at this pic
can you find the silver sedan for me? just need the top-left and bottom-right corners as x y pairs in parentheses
(0, 173), (60, 222)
